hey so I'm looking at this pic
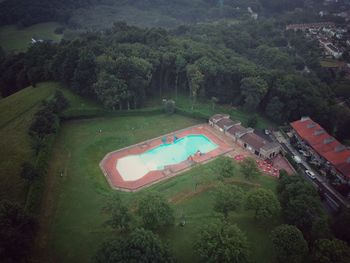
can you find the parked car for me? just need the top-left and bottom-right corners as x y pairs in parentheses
(305, 169), (316, 180)
(298, 149), (310, 157)
(293, 155), (302, 164)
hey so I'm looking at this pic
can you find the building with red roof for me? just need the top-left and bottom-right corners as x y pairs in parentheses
(290, 117), (350, 180)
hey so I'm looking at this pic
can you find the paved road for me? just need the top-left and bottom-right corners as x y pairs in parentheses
(272, 131), (349, 210)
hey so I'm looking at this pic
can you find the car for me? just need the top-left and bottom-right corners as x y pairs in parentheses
(305, 169), (316, 180)
(264, 129), (270, 135)
(298, 149), (310, 157)
(293, 155), (302, 164)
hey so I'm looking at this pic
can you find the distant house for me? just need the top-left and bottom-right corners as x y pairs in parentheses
(31, 36), (53, 45)
(290, 117), (350, 181)
(31, 37), (44, 44)
(322, 42), (343, 59)
(209, 114), (281, 159)
(286, 22), (335, 31)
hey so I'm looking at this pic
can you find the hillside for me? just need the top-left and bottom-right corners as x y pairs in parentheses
(0, 82), (103, 203)
(0, 22), (63, 53)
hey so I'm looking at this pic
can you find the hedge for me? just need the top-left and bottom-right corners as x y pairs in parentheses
(61, 107), (164, 120)
(175, 107), (210, 121)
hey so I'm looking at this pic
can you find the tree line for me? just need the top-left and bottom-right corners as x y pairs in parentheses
(1, 18), (350, 141)
(0, 90), (70, 262)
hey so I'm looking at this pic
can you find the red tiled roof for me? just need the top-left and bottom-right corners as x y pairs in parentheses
(291, 117), (350, 178)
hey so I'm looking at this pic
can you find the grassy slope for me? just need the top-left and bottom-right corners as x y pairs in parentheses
(0, 82), (103, 203)
(0, 22), (63, 53)
(36, 114), (279, 263)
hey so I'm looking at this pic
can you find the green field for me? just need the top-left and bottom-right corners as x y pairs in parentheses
(34, 113), (280, 263)
(0, 22), (63, 53)
(320, 59), (342, 68)
(148, 93), (274, 129)
(0, 82), (103, 203)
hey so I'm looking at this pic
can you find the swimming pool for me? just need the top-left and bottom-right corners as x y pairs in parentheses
(116, 134), (218, 181)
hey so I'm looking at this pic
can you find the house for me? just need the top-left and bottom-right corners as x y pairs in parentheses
(226, 124), (252, 141)
(31, 37), (44, 44)
(239, 132), (281, 159)
(290, 117), (350, 181)
(209, 114), (281, 160)
(209, 114), (230, 129)
(324, 43), (343, 59)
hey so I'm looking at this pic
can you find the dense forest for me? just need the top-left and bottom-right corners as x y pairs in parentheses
(1, 17), (350, 142)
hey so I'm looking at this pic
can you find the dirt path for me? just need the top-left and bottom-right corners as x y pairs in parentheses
(168, 178), (261, 204)
(31, 143), (70, 263)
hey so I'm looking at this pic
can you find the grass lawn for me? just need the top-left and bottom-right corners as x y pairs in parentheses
(320, 59), (343, 68)
(148, 93), (275, 129)
(0, 82), (103, 203)
(35, 114), (280, 263)
(0, 22), (63, 53)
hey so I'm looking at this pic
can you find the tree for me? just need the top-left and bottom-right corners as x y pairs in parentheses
(115, 56), (152, 108)
(246, 188), (280, 220)
(271, 224), (308, 263)
(186, 64), (204, 110)
(312, 238), (350, 263)
(240, 77), (268, 111)
(20, 161), (38, 181)
(72, 50), (97, 96)
(332, 210), (350, 244)
(247, 114), (258, 128)
(94, 72), (128, 110)
(52, 90), (70, 113)
(194, 222), (250, 263)
(211, 96), (219, 110)
(284, 194), (325, 235)
(0, 200), (36, 262)
(29, 103), (58, 139)
(240, 157), (260, 180)
(214, 185), (245, 218)
(174, 54), (186, 99)
(163, 99), (175, 114)
(216, 156), (236, 178)
(102, 193), (131, 231)
(137, 192), (174, 230)
(266, 96), (285, 123)
(94, 228), (173, 263)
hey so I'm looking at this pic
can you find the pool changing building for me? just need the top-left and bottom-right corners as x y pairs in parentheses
(209, 114), (281, 160)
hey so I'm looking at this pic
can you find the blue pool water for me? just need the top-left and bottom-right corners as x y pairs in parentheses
(140, 134), (218, 170)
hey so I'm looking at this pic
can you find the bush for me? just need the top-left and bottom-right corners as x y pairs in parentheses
(163, 99), (175, 114)
(216, 156), (236, 178)
(271, 224), (308, 263)
(137, 192), (174, 230)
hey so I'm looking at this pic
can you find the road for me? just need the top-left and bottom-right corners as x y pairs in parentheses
(272, 131), (349, 211)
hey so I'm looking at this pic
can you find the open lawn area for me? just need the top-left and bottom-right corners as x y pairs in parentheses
(0, 22), (63, 53)
(35, 114), (280, 263)
(147, 93), (275, 129)
(0, 82), (103, 203)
